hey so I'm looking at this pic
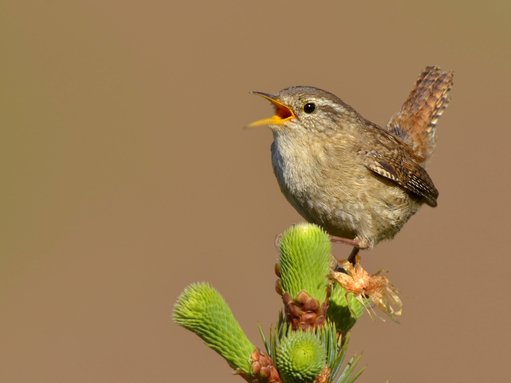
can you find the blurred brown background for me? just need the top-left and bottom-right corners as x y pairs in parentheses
(1, 1), (510, 382)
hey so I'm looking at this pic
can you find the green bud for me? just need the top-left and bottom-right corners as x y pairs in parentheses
(276, 331), (327, 383)
(173, 283), (254, 373)
(278, 223), (331, 302)
(327, 283), (365, 334)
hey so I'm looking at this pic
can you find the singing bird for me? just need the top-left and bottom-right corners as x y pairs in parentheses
(246, 66), (453, 259)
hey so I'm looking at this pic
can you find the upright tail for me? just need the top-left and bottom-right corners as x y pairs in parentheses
(387, 66), (454, 168)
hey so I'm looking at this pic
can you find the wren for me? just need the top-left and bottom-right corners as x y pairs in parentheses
(247, 66), (453, 259)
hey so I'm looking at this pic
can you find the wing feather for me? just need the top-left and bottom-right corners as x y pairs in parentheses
(358, 128), (439, 207)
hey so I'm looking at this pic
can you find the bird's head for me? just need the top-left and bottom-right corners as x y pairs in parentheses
(245, 86), (358, 135)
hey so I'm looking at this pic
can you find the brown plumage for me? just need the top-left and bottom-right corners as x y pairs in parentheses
(247, 67), (453, 253)
(387, 66), (454, 167)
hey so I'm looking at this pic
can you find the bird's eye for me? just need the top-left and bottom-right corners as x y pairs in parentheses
(303, 103), (316, 114)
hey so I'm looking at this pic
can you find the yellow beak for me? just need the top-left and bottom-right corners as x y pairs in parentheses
(245, 92), (296, 129)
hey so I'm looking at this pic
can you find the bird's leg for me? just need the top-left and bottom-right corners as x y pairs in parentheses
(333, 247), (360, 273)
(329, 235), (363, 270)
(329, 235), (373, 250)
(328, 235), (365, 248)
(347, 247), (359, 266)
(329, 235), (371, 250)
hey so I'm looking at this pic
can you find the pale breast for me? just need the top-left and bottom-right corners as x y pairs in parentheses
(271, 133), (422, 247)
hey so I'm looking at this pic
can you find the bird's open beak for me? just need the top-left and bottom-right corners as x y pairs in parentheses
(245, 91), (296, 129)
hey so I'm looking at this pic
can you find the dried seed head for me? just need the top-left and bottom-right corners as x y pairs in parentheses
(330, 256), (403, 323)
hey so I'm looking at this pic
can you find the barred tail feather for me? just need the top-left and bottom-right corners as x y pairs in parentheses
(387, 66), (454, 168)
